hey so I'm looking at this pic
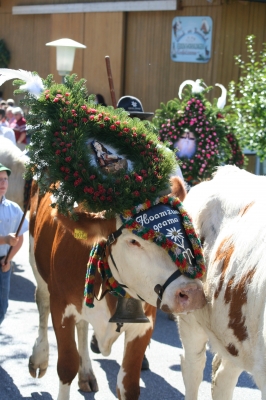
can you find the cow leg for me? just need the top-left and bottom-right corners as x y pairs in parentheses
(76, 319), (99, 392)
(178, 313), (208, 400)
(211, 354), (242, 400)
(28, 243), (50, 378)
(51, 302), (79, 400)
(117, 325), (153, 400)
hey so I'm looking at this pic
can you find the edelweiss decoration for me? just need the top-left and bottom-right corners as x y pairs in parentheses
(153, 79), (245, 186)
(84, 195), (206, 307)
(0, 70), (177, 216)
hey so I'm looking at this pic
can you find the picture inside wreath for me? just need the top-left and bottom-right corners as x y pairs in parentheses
(153, 86), (245, 186)
(16, 73), (178, 217)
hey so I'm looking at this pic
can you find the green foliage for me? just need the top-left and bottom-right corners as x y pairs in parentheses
(228, 35), (266, 160)
(0, 39), (10, 68)
(19, 74), (176, 217)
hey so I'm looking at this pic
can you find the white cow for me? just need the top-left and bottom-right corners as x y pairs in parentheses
(179, 165), (266, 399)
(0, 136), (29, 209)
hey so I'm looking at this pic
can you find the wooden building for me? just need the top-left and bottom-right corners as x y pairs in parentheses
(0, 0), (266, 114)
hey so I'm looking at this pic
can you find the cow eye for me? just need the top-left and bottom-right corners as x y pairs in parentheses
(129, 239), (141, 247)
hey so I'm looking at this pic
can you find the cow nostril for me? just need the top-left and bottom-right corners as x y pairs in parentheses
(179, 292), (188, 299)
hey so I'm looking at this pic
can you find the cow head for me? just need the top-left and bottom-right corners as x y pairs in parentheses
(53, 177), (206, 315)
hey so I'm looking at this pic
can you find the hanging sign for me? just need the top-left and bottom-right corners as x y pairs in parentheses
(171, 16), (213, 63)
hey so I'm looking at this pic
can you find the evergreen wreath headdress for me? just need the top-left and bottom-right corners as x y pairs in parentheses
(153, 79), (245, 186)
(0, 71), (177, 217)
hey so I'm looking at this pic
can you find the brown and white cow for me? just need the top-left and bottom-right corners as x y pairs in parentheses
(179, 165), (266, 399)
(28, 177), (205, 400)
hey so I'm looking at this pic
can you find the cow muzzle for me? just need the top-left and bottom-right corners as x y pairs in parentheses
(155, 275), (206, 314)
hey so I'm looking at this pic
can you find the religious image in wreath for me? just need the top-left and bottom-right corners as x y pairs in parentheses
(153, 79), (245, 186)
(174, 129), (197, 159)
(89, 139), (128, 174)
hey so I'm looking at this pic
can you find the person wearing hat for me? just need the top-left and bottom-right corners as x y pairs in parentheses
(6, 98), (15, 107)
(117, 95), (154, 120)
(0, 163), (29, 324)
(12, 106), (27, 150)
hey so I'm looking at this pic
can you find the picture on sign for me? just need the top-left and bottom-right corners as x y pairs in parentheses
(171, 16), (213, 63)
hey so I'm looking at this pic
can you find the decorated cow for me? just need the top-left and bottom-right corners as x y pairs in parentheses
(0, 69), (206, 400)
(179, 165), (266, 399)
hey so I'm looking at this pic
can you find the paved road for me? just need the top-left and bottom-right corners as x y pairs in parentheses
(0, 228), (260, 400)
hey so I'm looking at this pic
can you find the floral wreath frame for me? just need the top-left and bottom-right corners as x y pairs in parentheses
(156, 93), (244, 186)
(22, 74), (176, 217)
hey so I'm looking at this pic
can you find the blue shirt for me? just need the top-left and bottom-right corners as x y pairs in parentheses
(0, 196), (29, 257)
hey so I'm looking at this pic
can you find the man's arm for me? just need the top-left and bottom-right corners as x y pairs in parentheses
(1, 235), (23, 272)
(0, 233), (19, 246)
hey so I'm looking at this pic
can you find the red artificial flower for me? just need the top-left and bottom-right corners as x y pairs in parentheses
(133, 191), (140, 196)
(89, 175), (96, 180)
(84, 187), (94, 194)
(73, 171), (79, 177)
(110, 125), (116, 130)
(135, 175), (143, 183)
(55, 150), (61, 155)
(53, 98), (59, 103)
(65, 156), (72, 162)
(124, 175), (130, 180)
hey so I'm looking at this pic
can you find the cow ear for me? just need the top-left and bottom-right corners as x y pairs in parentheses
(51, 207), (116, 244)
(169, 176), (187, 201)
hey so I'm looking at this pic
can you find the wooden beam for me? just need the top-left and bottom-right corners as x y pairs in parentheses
(12, 1), (177, 15)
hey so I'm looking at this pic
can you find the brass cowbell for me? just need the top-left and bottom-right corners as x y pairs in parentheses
(109, 297), (149, 332)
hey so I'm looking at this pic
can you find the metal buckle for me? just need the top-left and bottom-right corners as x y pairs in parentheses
(107, 233), (116, 246)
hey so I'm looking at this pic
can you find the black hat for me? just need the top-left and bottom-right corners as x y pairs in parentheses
(117, 96), (154, 120)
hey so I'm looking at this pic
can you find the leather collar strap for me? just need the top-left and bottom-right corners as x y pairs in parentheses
(106, 227), (145, 301)
(154, 269), (182, 309)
